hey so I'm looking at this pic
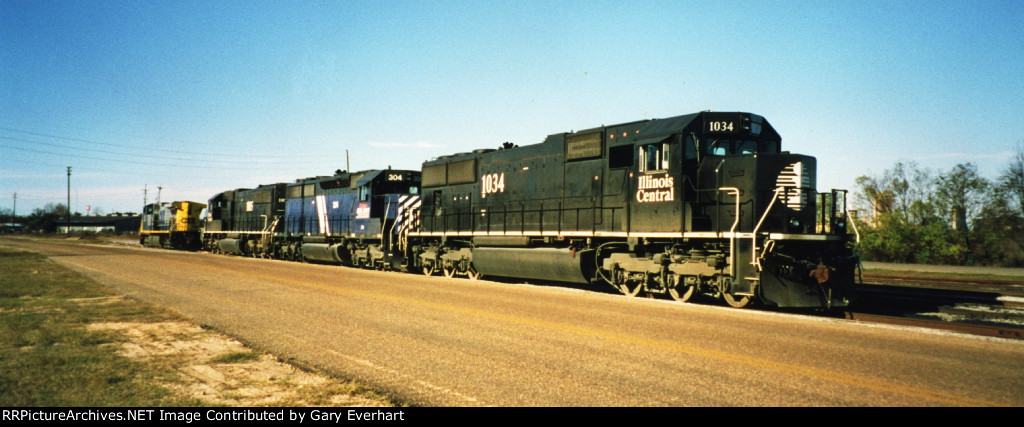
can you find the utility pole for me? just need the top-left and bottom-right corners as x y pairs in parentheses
(66, 166), (71, 234)
(11, 192), (15, 221)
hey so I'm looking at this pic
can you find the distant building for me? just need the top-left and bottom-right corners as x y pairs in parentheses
(57, 215), (141, 234)
(1, 223), (25, 234)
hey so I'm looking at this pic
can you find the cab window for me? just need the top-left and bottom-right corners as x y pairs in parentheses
(736, 140), (758, 154)
(638, 142), (670, 172)
(708, 139), (729, 155)
(685, 135), (698, 160)
(705, 139), (764, 155)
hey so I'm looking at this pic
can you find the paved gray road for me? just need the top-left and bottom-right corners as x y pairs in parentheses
(4, 237), (1023, 406)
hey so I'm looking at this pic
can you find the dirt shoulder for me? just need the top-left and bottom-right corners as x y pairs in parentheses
(88, 313), (392, 407)
(0, 240), (398, 407)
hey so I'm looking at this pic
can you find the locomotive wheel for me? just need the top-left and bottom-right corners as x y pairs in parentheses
(668, 284), (696, 303)
(613, 268), (643, 297)
(442, 264), (456, 278)
(723, 293), (752, 308)
(618, 282), (643, 297)
(466, 266), (482, 281)
(666, 273), (695, 302)
(419, 260), (436, 276)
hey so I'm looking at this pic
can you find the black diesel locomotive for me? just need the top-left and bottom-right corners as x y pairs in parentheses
(408, 111), (858, 308)
(190, 111), (858, 309)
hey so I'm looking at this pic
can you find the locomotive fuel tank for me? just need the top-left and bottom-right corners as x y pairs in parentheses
(472, 247), (597, 284)
(301, 243), (349, 264)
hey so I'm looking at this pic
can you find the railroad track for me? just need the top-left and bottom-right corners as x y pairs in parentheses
(847, 274), (1024, 340)
(844, 312), (1024, 341)
(861, 274), (1024, 296)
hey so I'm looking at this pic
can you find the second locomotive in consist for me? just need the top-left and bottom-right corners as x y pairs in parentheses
(407, 111), (858, 308)
(175, 111), (857, 309)
(202, 168), (422, 268)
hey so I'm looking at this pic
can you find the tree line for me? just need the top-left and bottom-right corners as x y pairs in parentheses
(0, 203), (138, 234)
(852, 144), (1024, 267)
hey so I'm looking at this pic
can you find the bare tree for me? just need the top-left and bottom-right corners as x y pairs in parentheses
(854, 161), (934, 225)
(933, 163), (990, 232)
(999, 142), (1024, 216)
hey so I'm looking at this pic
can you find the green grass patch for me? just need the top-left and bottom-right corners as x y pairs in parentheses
(0, 246), (400, 407)
(0, 248), (199, 406)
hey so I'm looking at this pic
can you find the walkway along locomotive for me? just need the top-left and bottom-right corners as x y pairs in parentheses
(191, 111), (858, 309)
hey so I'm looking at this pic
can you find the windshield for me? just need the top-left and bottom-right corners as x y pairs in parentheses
(704, 138), (780, 155)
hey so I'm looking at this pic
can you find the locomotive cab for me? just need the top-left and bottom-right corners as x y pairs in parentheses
(629, 112), (856, 307)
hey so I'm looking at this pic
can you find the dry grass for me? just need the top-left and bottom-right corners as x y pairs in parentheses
(0, 248), (396, 407)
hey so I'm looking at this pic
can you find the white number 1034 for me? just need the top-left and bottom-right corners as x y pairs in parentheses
(481, 172), (505, 198)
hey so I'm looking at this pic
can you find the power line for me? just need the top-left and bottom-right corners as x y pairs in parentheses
(0, 142), (253, 170)
(0, 135), (341, 167)
(1, 130), (355, 171)
(1, 126), (337, 160)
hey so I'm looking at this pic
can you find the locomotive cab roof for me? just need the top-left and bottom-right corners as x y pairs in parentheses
(424, 111), (782, 167)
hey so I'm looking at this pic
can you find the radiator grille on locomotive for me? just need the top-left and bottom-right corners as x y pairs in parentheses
(776, 161), (813, 211)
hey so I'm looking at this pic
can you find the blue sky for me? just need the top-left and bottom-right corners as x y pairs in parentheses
(2, 0), (1022, 215)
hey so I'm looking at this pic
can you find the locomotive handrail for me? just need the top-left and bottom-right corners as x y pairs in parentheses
(719, 187), (741, 279)
(260, 216), (279, 255)
(426, 196), (626, 238)
(751, 187), (784, 272)
(387, 199), (402, 250)
(847, 210), (861, 243)
(381, 199), (391, 241)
